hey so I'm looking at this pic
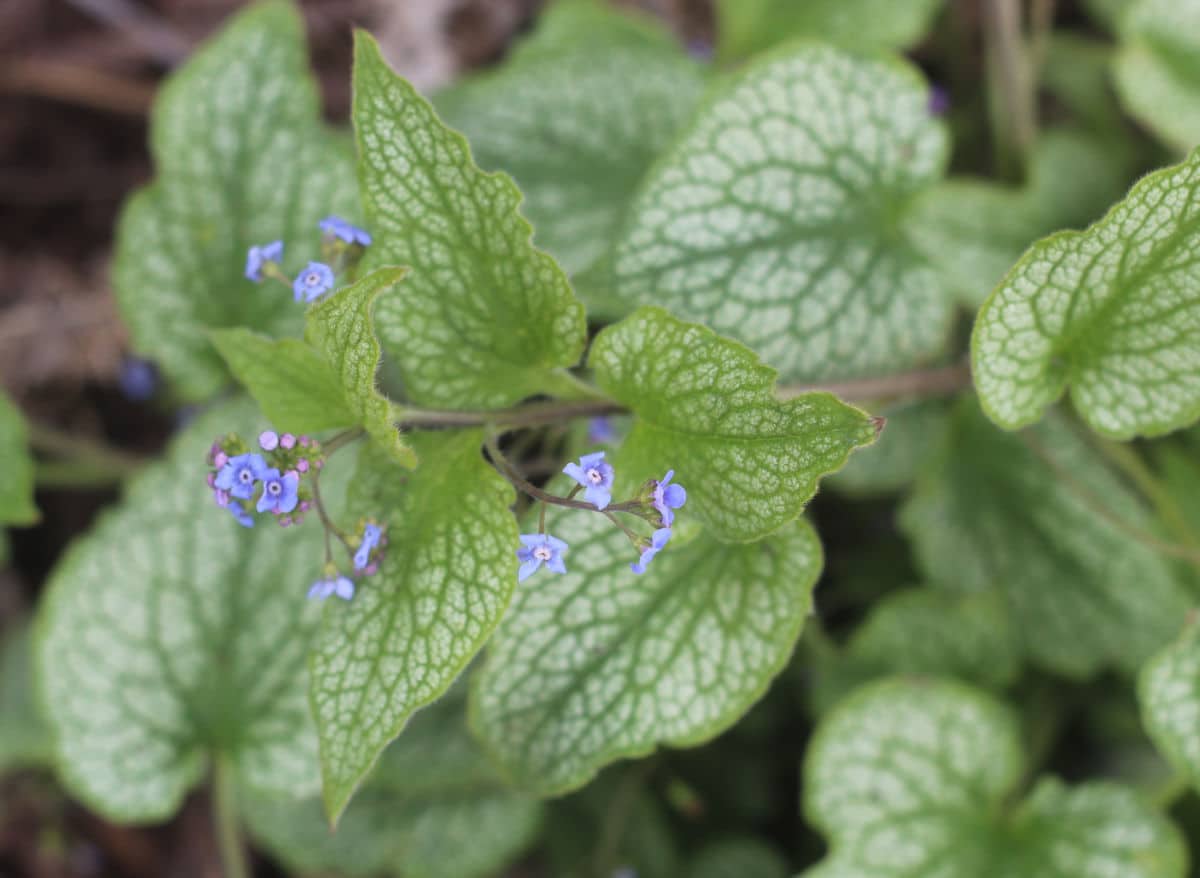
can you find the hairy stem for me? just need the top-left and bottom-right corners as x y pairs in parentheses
(396, 362), (971, 432)
(212, 755), (250, 878)
(310, 468), (352, 553)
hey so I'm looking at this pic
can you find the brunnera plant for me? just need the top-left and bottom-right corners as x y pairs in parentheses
(8, 0), (1200, 875)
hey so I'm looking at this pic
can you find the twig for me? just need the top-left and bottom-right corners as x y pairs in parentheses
(0, 58), (154, 115)
(983, 0), (1036, 178)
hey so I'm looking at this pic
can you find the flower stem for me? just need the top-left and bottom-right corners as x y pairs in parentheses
(484, 435), (639, 514)
(212, 755), (250, 878)
(310, 468), (352, 554)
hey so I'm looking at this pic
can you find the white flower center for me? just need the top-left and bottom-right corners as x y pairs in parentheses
(586, 467), (604, 484)
(268, 482), (281, 495)
(238, 469), (253, 483)
(534, 545), (553, 561)
(306, 272), (321, 286)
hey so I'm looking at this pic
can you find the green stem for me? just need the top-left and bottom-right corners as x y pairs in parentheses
(983, 0), (1036, 179)
(213, 755), (250, 878)
(1090, 436), (1200, 550)
(28, 421), (146, 481)
(1019, 431), (1200, 567)
(485, 435), (639, 514)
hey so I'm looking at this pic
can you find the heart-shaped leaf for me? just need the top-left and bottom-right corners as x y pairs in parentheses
(470, 508), (822, 795)
(609, 44), (952, 382)
(972, 148), (1200, 439)
(36, 400), (328, 821)
(590, 307), (877, 542)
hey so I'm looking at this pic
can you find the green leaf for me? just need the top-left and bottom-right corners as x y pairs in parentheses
(469, 508), (823, 796)
(210, 329), (357, 434)
(715, 0), (944, 61)
(245, 689), (541, 878)
(1115, 0), (1200, 154)
(507, 0), (679, 60)
(590, 307), (877, 542)
(827, 399), (948, 496)
(0, 390), (37, 526)
(899, 401), (1191, 677)
(686, 839), (789, 878)
(847, 588), (1021, 689)
(1139, 620), (1200, 792)
(35, 399), (326, 821)
(215, 269), (416, 467)
(305, 267), (416, 468)
(803, 678), (1185, 877)
(910, 130), (1134, 307)
(972, 148), (1200, 439)
(310, 431), (516, 823)
(113, 1), (359, 400)
(609, 44), (952, 382)
(0, 621), (51, 773)
(435, 12), (706, 277)
(353, 32), (587, 409)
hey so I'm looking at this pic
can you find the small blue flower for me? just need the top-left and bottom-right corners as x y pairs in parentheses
(563, 451), (614, 510)
(587, 416), (617, 445)
(225, 499), (255, 528)
(631, 528), (671, 575)
(118, 357), (159, 401)
(244, 240), (284, 282)
(214, 453), (268, 500)
(517, 533), (568, 582)
(308, 574), (355, 601)
(257, 469), (300, 515)
(652, 470), (687, 527)
(293, 261), (335, 303)
(354, 522), (382, 570)
(319, 215), (372, 246)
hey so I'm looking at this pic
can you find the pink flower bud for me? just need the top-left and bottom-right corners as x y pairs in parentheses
(280, 433), (297, 449)
(206, 472), (216, 488)
(214, 488), (230, 506)
(258, 430), (279, 451)
(365, 562), (378, 576)
(213, 450), (229, 468)
(297, 459), (309, 473)
(279, 516), (292, 528)
(315, 458), (324, 469)
(299, 435), (311, 447)
(299, 500), (311, 512)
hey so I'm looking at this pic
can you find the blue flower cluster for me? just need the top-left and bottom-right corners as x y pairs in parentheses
(515, 454), (687, 583)
(243, 215), (372, 304)
(206, 430), (321, 529)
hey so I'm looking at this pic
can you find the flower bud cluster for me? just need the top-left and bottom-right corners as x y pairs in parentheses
(205, 429), (321, 529)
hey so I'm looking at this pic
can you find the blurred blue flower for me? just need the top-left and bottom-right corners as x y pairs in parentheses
(244, 240), (284, 282)
(118, 356), (159, 401)
(319, 215), (372, 246)
(354, 522), (382, 570)
(517, 533), (568, 582)
(631, 528), (671, 575)
(652, 470), (687, 527)
(256, 469), (299, 515)
(308, 574), (355, 601)
(293, 261), (334, 303)
(563, 451), (614, 510)
(225, 499), (254, 528)
(215, 453), (268, 500)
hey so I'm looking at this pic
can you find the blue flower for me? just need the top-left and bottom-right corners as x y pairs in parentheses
(587, 416), (617, 445)
(256, 469), (299, 515)
(214, 453), (268, 500)
(631, 528), (671, 575)
(563, 451), (614, 510)
(319, 215), (372, 246)
(293, 262), (335, 303)
(225, 499), (254, 528)
(354, 522), (382, 570)
(652, 470), (687, 527)
(517, 533), (568, 582)
(119, 357), (159, 401)
(308, 574), (355, 601)
(244, 240), (284, 282)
